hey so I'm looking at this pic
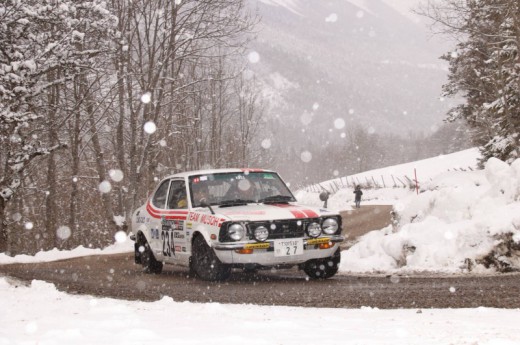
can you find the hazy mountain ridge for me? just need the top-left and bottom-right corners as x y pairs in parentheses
(249, 0), (454, 136)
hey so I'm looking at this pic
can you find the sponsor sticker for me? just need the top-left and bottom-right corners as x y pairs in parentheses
(306, 237), (331, 245)
(244, 243), (270, 250)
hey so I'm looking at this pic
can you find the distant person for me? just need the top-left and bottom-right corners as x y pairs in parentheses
(353, 185), (363, 209)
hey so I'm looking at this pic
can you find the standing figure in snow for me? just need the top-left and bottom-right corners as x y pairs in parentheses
(353, 185), (363, 209)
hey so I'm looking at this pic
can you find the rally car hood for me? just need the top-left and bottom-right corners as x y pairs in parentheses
(212, 203), (334, 222)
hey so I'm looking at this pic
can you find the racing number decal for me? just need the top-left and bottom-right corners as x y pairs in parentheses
(161, 229), (175, 257)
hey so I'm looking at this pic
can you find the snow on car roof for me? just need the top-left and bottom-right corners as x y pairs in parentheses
(161, 168), (274, 180)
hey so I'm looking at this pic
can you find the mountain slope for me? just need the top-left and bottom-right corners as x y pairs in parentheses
(248, 0), (453, 135)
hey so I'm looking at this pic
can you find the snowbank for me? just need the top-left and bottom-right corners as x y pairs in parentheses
(340, 158), (520, 273)
(0, 239), (133, 265)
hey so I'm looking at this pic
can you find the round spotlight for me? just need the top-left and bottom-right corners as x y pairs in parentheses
(253, 226), (269, 242)
(307, 222), (321, 238)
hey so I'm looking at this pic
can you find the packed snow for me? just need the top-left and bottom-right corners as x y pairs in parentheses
(2, 277), (520, 345)
(2, 149), (520, 344)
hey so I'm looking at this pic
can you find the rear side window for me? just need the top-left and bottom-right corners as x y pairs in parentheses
(152, 180), (170, 209)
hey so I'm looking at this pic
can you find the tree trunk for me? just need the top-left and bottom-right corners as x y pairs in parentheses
(44, 71), (59, 250)
(0, 197), (7, 253)
(82, 76), (114, 229)
(69, 77), (82, 241)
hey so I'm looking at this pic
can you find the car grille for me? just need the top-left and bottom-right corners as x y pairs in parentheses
(248, 219), (310, 239)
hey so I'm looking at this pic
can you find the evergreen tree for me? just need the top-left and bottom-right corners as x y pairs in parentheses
(431, 0), (519, 165)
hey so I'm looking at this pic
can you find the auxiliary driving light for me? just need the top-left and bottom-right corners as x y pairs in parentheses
(253, 225), (269, 242)
(307, 222), (321, 238)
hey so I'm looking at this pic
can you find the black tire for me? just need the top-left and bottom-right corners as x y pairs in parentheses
(191, 235), (231, 281)
(303, 249), (340, 279)
(140, 241), (163, 274)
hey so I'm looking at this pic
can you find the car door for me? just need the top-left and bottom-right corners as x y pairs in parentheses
(149, 179), (171, 260)
(163, 179), (190, 265)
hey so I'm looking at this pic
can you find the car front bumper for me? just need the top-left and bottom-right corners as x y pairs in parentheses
(213, 235), (344, 266)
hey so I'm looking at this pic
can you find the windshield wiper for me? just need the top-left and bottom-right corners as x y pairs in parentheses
(219, 199), (255, 207)
(259, 195), (293, 204)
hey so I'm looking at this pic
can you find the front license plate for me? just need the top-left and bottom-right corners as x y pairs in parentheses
(274, 238), (303, 257)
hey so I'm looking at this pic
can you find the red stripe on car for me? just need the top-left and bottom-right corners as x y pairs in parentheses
(146, 202), (188, 220)
(271, 204), (307, 218)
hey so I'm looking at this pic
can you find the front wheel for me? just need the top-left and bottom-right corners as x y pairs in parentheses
(140, 241), (163, 274)
(303, 249), (340, 279)
(191, 235), (231, 281)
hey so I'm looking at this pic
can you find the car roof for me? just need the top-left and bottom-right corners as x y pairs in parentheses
(161, 168), (275, 180)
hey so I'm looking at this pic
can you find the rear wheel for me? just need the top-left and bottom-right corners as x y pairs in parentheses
(139, 240), (163, 274)
(303, 249), (340, 279)
(191, 235), (231, 281)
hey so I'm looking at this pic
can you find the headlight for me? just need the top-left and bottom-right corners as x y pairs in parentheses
(322, 218), (339, 235)
(228, 223), (245, 241)
(253, 225), (269, 242)
(307, 222), (321, 238)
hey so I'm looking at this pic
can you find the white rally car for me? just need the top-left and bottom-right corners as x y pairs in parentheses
(130, 168), (344, 280)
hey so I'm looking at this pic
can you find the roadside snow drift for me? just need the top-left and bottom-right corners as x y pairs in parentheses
(341, 157), (520, 273)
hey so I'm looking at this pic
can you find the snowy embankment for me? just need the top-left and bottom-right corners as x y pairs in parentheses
(297, 148), (520, 274)
(296, 148), (481, 211)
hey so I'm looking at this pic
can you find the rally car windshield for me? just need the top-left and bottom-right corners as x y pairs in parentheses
(189, 172), (296, 208)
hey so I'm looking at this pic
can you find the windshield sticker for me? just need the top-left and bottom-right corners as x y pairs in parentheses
(263, 174), (274, 179)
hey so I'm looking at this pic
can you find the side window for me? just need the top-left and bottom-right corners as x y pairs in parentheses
(152, 180), (170, 209)
(167, 180), (187, 209)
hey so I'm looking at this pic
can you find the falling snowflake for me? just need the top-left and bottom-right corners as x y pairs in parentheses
(300, 151), (312, 163)
(248, 51), (260, 64)
(141, 92), (152, 104)
(325, 13), (338, 22)
(56, 226), (72, 240)
(444, 231), (454, 240)
(261, 138), (272, 149)
(144, 121), (157, 134)
(334, 118), (345, 129)
(115, 231), (127, 243)
(24, 222), (33, 230)
(98, 181), (112, 193)
(109, 169), (124, 182)
(300, 111), (313, 126)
